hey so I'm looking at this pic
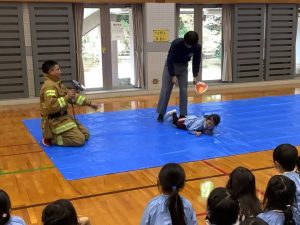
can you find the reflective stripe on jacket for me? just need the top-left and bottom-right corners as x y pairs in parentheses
(40, 75), (91, 135)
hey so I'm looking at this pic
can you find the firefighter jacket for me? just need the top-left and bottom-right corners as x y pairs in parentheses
(40, 74), (92, 139)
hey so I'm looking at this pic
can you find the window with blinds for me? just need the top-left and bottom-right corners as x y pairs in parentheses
(0, 3), (28, 99)
(232, 4), (265, 82)
(265, 4), (297, 80)
(29, 3), (76, 96)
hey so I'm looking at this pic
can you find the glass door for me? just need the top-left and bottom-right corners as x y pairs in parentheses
(178, 7), (194, 82)
(202, 7), (222, 80)
(177, 5), (222, 81)
(82, 8), (103, 88)
(82, 6), (135, 90)
(110, 8), (135, 88)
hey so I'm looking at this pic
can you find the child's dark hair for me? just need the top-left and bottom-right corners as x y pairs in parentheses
(207, 187), (239, 225)
(240, 217), (268, 225)
(158, 163), (186, 225)
(0, 190), (11, 225)
(55, 199), (78, 224)
(204, 114), (221, 126)
(42, 60), (59, 74)
(273, 144), (298, 171)
(263, 175), (296, 225)
(226, 167), (261, 220)
(184, 31), (199, 46)
(296, 156), (300, 173)
(42, 199), (78, 225)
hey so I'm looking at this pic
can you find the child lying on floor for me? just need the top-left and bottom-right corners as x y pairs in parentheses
(165, 109), (220, 136)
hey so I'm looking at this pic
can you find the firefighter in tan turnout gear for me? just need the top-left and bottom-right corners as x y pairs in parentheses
(40, 60), (98, 147)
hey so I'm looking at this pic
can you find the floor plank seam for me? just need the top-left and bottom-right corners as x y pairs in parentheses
(0, 150), (43, 157)
(0, 166), (55, 176)
(0, 142), (38, 149)
(202, 161), (228, 175)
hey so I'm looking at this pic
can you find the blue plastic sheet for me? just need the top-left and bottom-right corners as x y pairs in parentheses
(23, 94), (300, 180)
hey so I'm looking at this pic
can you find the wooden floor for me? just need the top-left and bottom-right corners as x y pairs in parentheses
(1, 86), (300, 225)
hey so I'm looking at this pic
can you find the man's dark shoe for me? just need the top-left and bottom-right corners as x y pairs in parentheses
(157, 114), (164, 122)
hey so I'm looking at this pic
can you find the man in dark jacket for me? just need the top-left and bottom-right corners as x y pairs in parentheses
(156, 31), (201, 122)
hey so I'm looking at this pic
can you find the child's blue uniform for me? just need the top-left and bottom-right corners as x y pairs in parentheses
(257, 210), (285, 225)
(165, 113), (214, 135)
(284, 171), (300, 225)
(184, 116), (205, 134)
(6, 216), (27, 225)
(140, 194), (197, 225)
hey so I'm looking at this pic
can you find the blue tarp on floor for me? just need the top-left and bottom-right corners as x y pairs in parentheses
(23, 94), (300, 180)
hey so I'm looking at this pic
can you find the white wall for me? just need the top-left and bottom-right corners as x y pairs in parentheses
(23, 3), (35, 97)
(144, 3), (176, 90)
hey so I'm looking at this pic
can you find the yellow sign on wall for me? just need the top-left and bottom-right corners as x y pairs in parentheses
(152, 30), (169, 42)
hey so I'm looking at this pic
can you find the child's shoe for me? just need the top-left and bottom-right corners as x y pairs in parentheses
(165, 109), (177, 117)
